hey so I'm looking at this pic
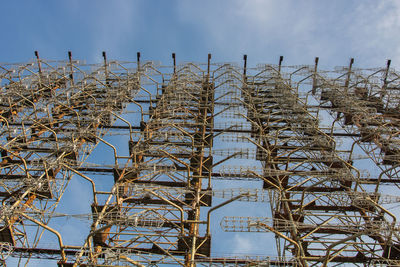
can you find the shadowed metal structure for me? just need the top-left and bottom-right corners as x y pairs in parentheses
(1, 52), (400, 266)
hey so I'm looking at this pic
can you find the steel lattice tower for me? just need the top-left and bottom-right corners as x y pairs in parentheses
(1, 52), (400, 266)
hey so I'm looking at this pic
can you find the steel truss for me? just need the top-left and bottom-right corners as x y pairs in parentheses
(1, 53), (400, 266)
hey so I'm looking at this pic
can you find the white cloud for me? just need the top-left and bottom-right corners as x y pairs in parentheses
(348, 1), (400, 66)
(175, 0), (400, 68)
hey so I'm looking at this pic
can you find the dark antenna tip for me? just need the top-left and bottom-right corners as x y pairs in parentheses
(278, 56), (284, 72)
(34, 51), (39, 58)
(172, 53), (176, 73)
(243, 54), (248, 78)
(315, 57), (319, 64)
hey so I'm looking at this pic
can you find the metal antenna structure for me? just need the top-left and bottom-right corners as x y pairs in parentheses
(0, 52), (400, 266)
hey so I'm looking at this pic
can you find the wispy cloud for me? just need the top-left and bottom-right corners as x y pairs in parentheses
(175, 0), (400, 67)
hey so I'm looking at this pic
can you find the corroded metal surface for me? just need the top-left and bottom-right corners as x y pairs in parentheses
(1, 53), (400, 266)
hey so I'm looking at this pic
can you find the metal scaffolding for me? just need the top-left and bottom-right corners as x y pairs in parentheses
(1, 52), (400, 266)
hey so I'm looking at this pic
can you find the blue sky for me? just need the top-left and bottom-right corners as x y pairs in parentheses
(2, 0), (400, 68)
(2, 0), (400, 265)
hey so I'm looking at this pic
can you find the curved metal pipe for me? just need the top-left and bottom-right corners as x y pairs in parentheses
(19, 213), (67, 262)
(62, 164), (97, 205)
